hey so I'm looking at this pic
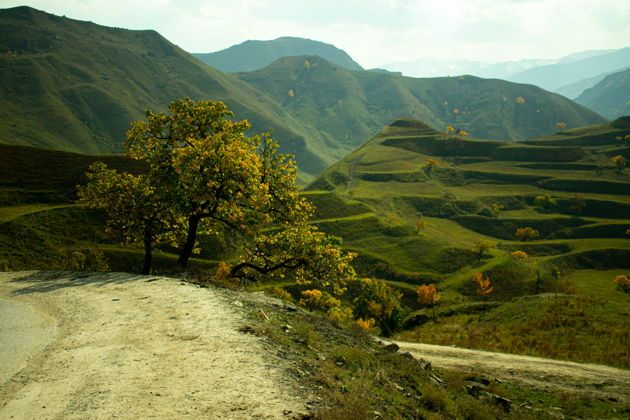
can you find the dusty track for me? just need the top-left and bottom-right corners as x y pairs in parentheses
(0, 271), (306, 419)
(386, 339), (630, 402)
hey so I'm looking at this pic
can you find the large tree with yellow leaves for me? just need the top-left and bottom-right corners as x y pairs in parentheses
(80, 98), (355, 284)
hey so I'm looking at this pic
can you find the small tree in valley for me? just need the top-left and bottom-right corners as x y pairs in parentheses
(471, 241), (495, 263)
(417, 283), (441, 321)
(472, 272), (493, 299)
(515, 227), (539, 241)
(611, 155), (627, 173)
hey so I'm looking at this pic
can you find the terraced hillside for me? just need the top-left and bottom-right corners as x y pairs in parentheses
(307, 116), (630, 285)
(304, 117), (630, 364)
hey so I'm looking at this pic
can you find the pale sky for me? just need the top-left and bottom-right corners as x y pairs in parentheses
(3, 0), (630, 67)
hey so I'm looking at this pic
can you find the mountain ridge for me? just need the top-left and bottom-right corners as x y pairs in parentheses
(193, 36), (364, 72)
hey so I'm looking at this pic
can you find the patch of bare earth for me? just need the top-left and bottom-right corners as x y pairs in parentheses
(0, 271), (307, 419)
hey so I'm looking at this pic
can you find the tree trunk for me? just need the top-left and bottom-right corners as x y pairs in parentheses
(178, 214), (201, 269)
(142, 225), (153, 275)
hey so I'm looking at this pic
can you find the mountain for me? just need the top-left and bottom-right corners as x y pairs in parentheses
(0, 6), (607, 184)
(0, 6), (340, 182)
(237, 55), (605, 144)
(508, 47), (630, 91)
(192, 36), (364, 72)
(380, 57), (553, 79)
(575, 68), (630, 119)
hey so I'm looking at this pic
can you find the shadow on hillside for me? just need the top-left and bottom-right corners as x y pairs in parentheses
(7, 271), (161, 295)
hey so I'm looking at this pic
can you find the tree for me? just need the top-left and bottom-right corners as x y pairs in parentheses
(614, 275), (630, 293)
(230, 223), (356, 296)
(472, 272), (493, 299)
(510, 250), (529, 260)
(423, 158), (441, 174)
(569, 193), (586, 214)
(489, 203), (504, 217)
(124, 98), (317, 269)
(352, 277), (403, 335)
(534, 193), (557, 210)
(556, 122), (567, 133)
(515, 227), (539, 241)
(417, 283), (441, 321)
(471, 241), (495, 263)
(77, 162), (178, 274)
(80, 98), (356, 284)
(415, 220), (428, 234)
(611, 155), (626, 173)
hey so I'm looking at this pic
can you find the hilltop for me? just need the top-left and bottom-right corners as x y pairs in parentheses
(193, 36), (364, 72)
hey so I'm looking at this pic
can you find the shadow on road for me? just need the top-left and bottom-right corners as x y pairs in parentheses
(6, 271), (161, 295)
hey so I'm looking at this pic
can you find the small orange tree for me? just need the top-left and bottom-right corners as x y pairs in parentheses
(556, 122), (567, 132)
(423, 158), (441, 174)
(472, 272), (493, 299)
(614, 275), (630, 293)
(417, 283), (441, 321)
(515, 227), (539, 241)
(511, 250), (529, 260)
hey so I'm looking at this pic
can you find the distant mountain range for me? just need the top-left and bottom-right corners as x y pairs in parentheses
(508, 47), (630, 92)
(0, 6), (608, 183)
(381, 49), (630, 101)
(193, 37), (364, 72)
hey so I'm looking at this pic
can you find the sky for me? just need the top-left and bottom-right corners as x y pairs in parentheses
(4, 0), (630, 68)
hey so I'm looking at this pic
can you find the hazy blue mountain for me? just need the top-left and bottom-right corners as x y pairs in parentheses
(192, 36), (364, 72)
(380, 57), (553, 79)
(508, 47), (630, 91)
(556, 49), (614, 64)
(575, 68), (630, 119)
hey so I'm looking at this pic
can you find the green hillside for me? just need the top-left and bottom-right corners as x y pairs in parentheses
(238, 55), (606, 146)
(193, 36), (364, 72)
(575, 68), (630, 119)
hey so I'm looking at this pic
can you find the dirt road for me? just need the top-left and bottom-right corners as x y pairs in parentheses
(0, 271), (306, 419)
(386, 339), (630, 402)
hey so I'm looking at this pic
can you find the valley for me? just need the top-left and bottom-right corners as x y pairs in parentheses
(1, 3), (629, 418)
